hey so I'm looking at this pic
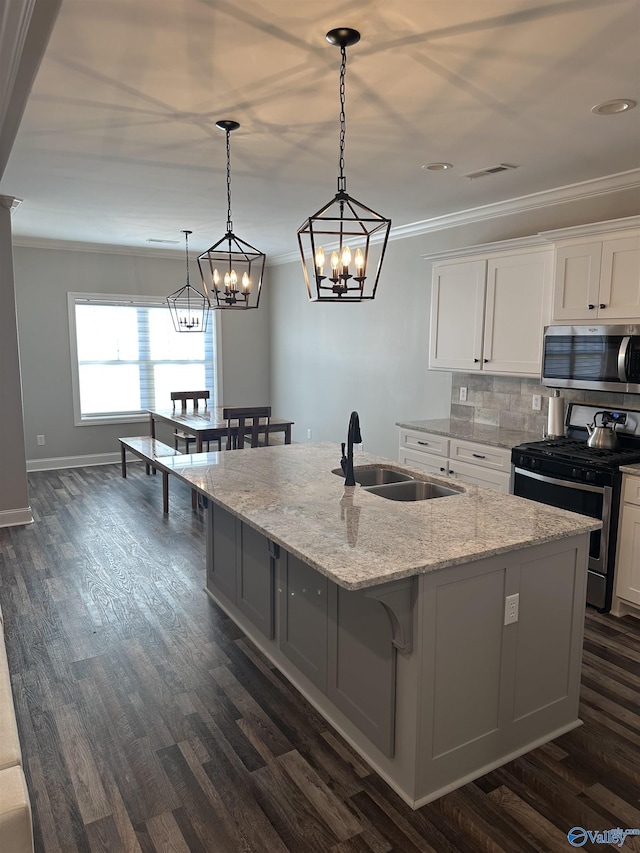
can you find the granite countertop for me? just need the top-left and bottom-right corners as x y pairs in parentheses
(620, 463), (640, 475)
(160, 442), (600, 590)
(396, 418), (543, 449)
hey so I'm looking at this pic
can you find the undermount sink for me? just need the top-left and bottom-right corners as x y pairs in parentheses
(365, 480), (463, 502)
(331, 466), (414, 486)
(332, 465), (463, 501)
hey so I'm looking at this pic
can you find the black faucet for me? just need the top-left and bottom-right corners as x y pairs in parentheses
(341, 411), (362, 486)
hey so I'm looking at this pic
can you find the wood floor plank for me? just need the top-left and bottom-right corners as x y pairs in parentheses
(278, 748), (363, 841)
(52, 702), (112, 825)
(2, 464), (640, 853)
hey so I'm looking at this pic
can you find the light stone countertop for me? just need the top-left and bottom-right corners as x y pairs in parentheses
(160, 442), (601, 590)
(620, 463), (640, 475)
(396, 418), (543, 449)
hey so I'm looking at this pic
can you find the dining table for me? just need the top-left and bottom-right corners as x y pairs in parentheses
(148, 406), (294, 453)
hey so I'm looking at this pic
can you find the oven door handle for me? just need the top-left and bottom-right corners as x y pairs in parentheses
(514, 467), (607, 495)
(618, 336), (631, 382)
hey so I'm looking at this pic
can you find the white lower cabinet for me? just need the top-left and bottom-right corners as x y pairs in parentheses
(399, 429), (511, 494)
(612, 474), (640, 616)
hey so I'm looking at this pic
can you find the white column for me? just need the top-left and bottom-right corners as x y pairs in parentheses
(0, 195), (31, 526)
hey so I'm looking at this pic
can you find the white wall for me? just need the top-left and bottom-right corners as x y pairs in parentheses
(13, 245), (270, 463)
(268, 187), (640, 460)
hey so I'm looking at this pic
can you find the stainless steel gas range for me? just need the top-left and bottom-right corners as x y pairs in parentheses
(511, 403), (640, 612)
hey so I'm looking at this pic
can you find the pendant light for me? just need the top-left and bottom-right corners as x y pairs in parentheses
(198, 120), (265, 310)
(297, 28), (391, 302)
(167, 230), (210, 331)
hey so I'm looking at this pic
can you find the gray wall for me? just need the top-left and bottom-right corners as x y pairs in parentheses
(14, 246), (270, 463)
(0, 199), (30, 521)
(268, 187), (640, 460)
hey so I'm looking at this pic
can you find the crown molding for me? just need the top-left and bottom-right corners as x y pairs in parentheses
(421, 234), (550, 262)
(12, 236), (187, 259)
(10, 169), (640, 264)
(539, 214), (640, 242)
(268, 168), (640, 266)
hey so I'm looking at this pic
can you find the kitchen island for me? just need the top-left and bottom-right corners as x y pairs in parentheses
(161, 442), (600, 808)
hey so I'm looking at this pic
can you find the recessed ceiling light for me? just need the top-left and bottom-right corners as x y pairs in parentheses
(422, 162), (453, 171)
(591, 99), (636, 115)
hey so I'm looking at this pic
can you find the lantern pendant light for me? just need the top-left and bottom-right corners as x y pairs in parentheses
(297, 28), (391, 302)
(197, 120), (266, 310)
(167, 230), (210, 332)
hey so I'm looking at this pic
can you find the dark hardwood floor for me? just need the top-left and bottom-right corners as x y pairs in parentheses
(1, 464), (640, 852)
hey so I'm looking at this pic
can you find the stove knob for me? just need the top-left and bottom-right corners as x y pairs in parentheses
(585, 470), (596, 482)
(530, 459), (539, 470)
(571, 468), (581, 479)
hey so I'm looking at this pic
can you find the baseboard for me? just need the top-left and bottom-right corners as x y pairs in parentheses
(0, 506), (34, 528)
(26, 452), (120, 472)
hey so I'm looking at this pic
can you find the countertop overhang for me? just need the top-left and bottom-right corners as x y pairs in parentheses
(161, 442), (601, 590)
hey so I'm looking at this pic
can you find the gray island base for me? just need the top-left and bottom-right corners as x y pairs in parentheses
(162, 442), (600, 808)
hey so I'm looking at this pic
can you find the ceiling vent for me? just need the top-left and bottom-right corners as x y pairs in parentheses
(463, 163), (518, 180)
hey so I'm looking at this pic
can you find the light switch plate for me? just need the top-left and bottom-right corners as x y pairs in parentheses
(459, 386), (468, 402)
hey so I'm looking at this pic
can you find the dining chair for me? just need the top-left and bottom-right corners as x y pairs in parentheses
(170, 390), (217, 452)
(222, 406), (271, 450)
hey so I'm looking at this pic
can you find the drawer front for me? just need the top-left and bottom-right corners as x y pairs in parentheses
(449, 439), (511, 473)
(623, 475), (640, 507)
(400, 429), (449, 458)
(399, 448), (447, 476)
(450, 460), (511, 494)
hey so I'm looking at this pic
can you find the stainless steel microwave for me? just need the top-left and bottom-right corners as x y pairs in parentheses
(541, 325), (640, 394)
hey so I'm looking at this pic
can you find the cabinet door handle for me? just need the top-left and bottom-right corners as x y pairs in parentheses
(600, 303), (606, 309)
(417, 440), (429, 446)
(472, 453), (486, 459)
(448, 469), (454, 475)
(588, 304), (595, 309)
(483, 359), (489, 363)
(440, 466), (446, 472)
(473, 358), (480, 363)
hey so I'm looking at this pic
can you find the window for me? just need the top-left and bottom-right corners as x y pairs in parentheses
(68, 293), (218, 424)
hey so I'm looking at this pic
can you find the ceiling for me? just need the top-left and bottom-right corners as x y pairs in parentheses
(2, 0), (640, 260)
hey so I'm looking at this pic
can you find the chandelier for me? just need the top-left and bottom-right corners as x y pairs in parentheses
(297, 28), (391, 302)
(198, 120), (265, 310)
(167, 230), (210, 331)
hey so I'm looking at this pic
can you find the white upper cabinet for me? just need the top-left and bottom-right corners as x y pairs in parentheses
(429, 260), (486, 371)
(429, 242), (552, 377)
(547, 219), (640, 323)
(483, 252), (553, 375)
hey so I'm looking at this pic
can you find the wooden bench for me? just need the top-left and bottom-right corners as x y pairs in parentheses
(119, 437), (182, 513)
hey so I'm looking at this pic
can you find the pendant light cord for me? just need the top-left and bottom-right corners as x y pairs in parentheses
(226, 129), (233, 234)
(184, 230), (190, 286)
(338, 44), (347, 193)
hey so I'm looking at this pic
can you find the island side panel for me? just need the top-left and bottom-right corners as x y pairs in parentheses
(279, 551), (329, 692)
(415, 534), (589, 805)
(327, 583), (397, 758)
(208, 503), (238, 604)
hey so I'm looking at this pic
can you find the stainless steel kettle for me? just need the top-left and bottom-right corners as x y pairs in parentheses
(586, 411), (619, 450)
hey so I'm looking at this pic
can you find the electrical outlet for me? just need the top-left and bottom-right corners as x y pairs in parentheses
(36, 434), (45, 446)
(532, 394), (542, 411)
(504, 593), (519, 625)
(307, 428), (312, 440)
(459, 386), (468, 402)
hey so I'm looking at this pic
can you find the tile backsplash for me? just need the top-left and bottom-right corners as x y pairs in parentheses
(450, 373), (640, 436)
